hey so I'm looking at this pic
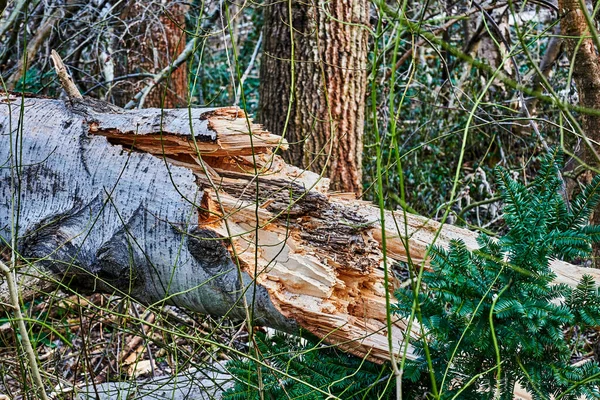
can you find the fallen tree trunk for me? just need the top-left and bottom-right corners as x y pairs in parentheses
(1, 94), (600, 370)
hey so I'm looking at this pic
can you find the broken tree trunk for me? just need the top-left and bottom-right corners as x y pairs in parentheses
(1, 94), (600, 369)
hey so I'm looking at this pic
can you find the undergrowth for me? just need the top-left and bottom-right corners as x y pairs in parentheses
(396, 148), (600, 398)
(223, 331), (393, 399)
(226, 149), (600, 399)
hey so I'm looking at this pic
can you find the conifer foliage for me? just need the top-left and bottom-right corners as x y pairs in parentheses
(396, 148), (600, 399)
(225, 150), (600, 399)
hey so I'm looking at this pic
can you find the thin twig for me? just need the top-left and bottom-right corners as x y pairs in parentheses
(0, 0), (28, 41)
(385, 3), (504, 79)
(123, 1), (225, 109)
(83, 73), (155, 95)
(124, 36), (198, 109)
(6, 7), (63, 89)
(522, 25), (563, 116)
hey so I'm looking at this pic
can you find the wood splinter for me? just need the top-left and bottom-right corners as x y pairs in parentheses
(50, 49), (83, 99)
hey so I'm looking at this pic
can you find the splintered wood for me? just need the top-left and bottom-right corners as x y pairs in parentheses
(85, 104), (419, 362)
(196, 186), (420, 363)
(88, 105), (600, 368)
(88, 107), (286, 158)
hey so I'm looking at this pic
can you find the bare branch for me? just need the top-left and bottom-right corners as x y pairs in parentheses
(234, 31), (262, 105)
(0, 0), (27, 40)
(50, 49), (83, 99)
(6, 7), (63, 89)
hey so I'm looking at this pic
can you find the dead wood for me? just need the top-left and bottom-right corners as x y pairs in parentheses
(50, 50), (83, 99)
(1, 94), (599, 372)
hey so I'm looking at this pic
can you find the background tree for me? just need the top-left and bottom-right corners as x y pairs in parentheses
(259, 0), (369, 194)
(558, 0), (600, 266)
(111, 1), (188, 108)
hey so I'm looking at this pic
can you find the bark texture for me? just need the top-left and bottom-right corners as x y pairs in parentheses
(112, 2), (188, 108)
(76, 364), (232, 400)
(0, 97), (290, 330)
(559, 0), (600, 265)
(1, 95), (599, 369)
(259, 0), (369, 194)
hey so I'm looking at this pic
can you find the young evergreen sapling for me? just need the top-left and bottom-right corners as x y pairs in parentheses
(395, 148), (600, 399)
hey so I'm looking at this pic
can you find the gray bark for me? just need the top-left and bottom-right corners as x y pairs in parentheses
(0, 95), (294, 331)
(75, 364), (233, 400)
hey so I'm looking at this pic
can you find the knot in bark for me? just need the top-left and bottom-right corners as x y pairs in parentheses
(187, 228), (232, 269)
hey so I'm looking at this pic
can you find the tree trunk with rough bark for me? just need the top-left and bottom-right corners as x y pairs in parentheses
(1, 95), (598, 374)
(111, 2), (188, 108)
(559, 0), (600, 266)
(259, 0), (369, 194)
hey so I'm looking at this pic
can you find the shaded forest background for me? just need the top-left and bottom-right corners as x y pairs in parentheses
(3, 0), (600, 398)
(2, 0), (575, 225)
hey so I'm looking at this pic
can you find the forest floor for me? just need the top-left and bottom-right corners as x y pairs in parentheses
(2, 265), (600, 399)
(0, 292), (244, 399)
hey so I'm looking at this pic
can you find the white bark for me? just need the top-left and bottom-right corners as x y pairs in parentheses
(73, 365), (232, 400)
(0, 95), (293, 330)
(1, 95), (599, 372)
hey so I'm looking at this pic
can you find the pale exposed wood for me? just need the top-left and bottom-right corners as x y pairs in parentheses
(50, 50), (83, 99)
(197, 188), (419, 362)
(88, 106), (286, 157)
(0, 97), (294, 335)
(191, 156), (600, 367)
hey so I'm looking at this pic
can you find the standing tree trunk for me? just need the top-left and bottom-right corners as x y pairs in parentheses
(112, 1), (188, 108)
(559, 0), (600, 266)
(259, 0), (369, 194)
